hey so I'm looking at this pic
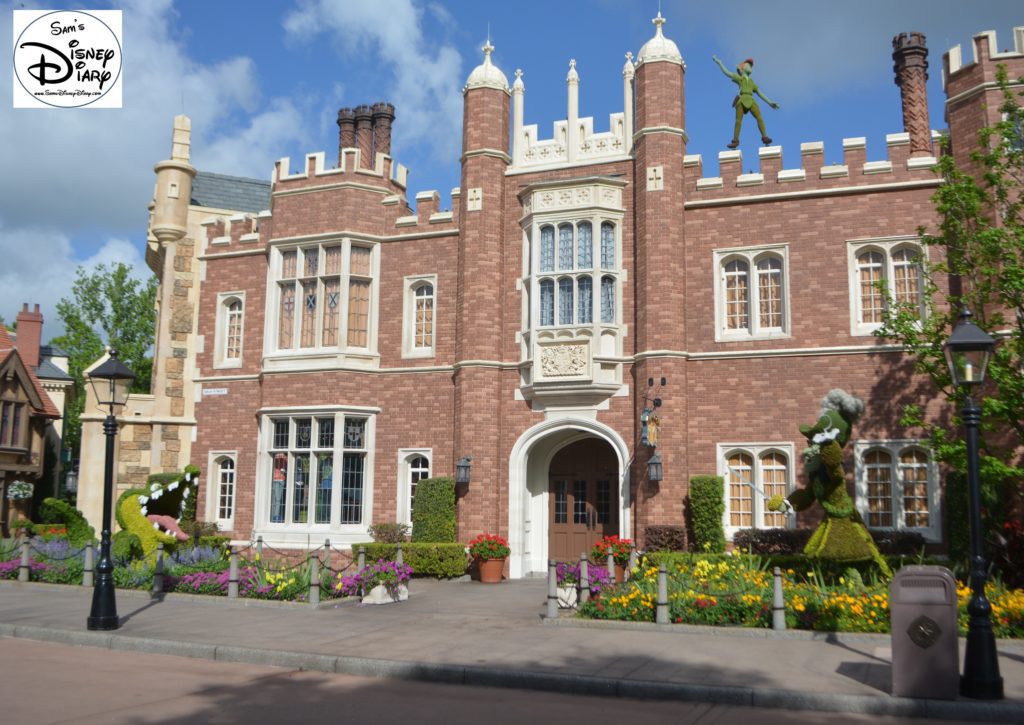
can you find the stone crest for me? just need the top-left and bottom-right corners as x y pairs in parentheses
(539, 343), (588, 378)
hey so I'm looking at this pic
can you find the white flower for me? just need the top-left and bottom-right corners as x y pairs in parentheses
(812, 426), (840, 444)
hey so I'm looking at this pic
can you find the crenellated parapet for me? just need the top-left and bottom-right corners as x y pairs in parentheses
(684, 132), (942, 202)
(272, 148), (408, 190)
(392, 188), (458, 232)
(200, 212), (266, 250)
(943, 26), (1024, 91)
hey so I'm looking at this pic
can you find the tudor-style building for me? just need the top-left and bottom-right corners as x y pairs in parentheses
(87, 16), (1023, 577)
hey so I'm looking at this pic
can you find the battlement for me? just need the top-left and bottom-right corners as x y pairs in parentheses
(685, 132), (941, 200)
(272, 148), (408, 189)
(392, 188), (459, 232)
(201, 211), (267, 249)
(943, 26), (1024, 89)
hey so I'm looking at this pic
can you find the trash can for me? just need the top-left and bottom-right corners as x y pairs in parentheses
(890, 565), (959, 699)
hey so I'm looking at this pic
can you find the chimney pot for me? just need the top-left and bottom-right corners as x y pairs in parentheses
(892, 31), (931, 157)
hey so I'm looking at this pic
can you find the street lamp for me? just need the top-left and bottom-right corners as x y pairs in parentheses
(87, 350), (135, 631)
(943, 308), (1002, 700)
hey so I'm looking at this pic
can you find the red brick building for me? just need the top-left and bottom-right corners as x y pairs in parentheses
(141, 17), (1023, 577)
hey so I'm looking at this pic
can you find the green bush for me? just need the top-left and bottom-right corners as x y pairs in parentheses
(733, 528), (812, 555)
(112, 530), (144, 563)
(411, 477), (456, 543)
(688, 475), (725, 553)
(645, 525), (688, 552)
(368, 522), (410, 543)
(354, 542), (467, 578)
(197, 535), (231, 550)
(38, 498), (95, 545)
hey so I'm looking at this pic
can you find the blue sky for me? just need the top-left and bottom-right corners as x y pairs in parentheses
(0, 0), (1020, 340)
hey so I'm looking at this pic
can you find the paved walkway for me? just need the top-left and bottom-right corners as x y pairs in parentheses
(1, 579), (1022, 722)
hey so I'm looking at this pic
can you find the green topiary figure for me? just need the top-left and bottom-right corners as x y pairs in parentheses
(771, 390), (891, 577)
(38, 498), (95, 545)
(115, 465), (200, 560)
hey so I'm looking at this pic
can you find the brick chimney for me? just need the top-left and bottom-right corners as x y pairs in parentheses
(15, 303), (42, 369)
(371, 102), (395, 157)
(336, 107), (356, 165)
(892, 31), (931, 157)
(354, 104), (374, 168)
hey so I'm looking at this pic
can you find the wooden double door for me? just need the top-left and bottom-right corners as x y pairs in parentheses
(548, 438), (619, 562)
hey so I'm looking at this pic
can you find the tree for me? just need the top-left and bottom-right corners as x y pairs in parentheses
(877, 67), (1023, 566)
(51, 262), (158, 454)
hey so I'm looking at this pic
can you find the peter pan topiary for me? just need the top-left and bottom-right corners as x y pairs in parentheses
(770, 390), (891, 577)
(115, 465), (200, 559)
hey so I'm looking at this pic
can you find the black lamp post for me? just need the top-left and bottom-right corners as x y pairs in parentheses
(87, 350), (135, 631)
(943, 308), (1002, 700)
(455, 456), (472, 487)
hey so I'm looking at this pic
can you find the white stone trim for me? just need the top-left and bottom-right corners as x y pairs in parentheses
(396, 448), (431, 526)
(846, 236), (927, 336)
(713, 244), (791, 342)
(206, 450), (237, 530)
(717, 442), (796, 538)
(853, 440), (941, 542)
(401, 274), (437, 359)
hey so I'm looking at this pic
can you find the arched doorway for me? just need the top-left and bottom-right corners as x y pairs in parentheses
(548, 438), (619, 561)
(508, 419), (629, 578)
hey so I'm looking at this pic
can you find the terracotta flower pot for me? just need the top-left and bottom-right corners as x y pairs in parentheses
(476, 556), (505, 583)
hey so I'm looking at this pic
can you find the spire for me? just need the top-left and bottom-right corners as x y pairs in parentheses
(636, 12), (683, 66)
(464, 39), (509, 94)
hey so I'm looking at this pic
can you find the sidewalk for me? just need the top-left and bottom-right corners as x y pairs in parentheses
(1, 578), (1021, 722)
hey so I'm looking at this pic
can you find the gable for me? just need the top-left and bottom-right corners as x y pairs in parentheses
(0, 349), (60, 418)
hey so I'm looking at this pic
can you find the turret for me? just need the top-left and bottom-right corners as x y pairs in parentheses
(151, 115), (196, 245)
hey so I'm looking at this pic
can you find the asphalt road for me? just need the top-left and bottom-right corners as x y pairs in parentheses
(0, 637), (976, 724)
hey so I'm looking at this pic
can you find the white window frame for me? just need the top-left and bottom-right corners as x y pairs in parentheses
(847, 237), (926, 336)
(253, 406), (377, 546)
(396, 448), (432, 525)
(713, 244), (790, 342)
(401, 275), (437, 359)
(206, 451), (237, 529)
(717, 442), (795, 538)
(214, 292), (245, 369)
(854, 440), (940, 542)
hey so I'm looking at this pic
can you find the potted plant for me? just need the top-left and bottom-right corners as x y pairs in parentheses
(591, 535), (632, 582)
(6, 480), (34, 527)
(357, 559), (413, 604)
(556, 561), (615, 607)
(468, 533), (510, 583)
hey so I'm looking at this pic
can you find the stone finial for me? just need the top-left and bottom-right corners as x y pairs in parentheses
(623, 51), (635, 78)
(464, 38), (509, 92)
(171, 114), (191, 163)
(567, 58), (578, 83)
(513, 68), (524, 92)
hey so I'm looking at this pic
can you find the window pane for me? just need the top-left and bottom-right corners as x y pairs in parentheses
(315, 453), (333, 524)
(10, 405), (19, 447)
(341, 452), (364, 524)
(757, 257), (782, 329)
(344, 418), (366, 449)
(727, 452), (753, 527)
(347, 279), (370, 346)
(294, 418), (312, 448)
(350, 246), (371, 277)
(577, 276), (593, 324)
(573, 480), (587, 524)
(300, 280), (318, 347)
(558, 224), (574, 270)
(554, 481), (567, 524)
(600, 222), (615, 268)
(540, 226), (554, 272)
(293, 454), (310, 523)
(600, 275), (615, 323)
(281, 250), (297, 279)
(540, 279), (554, 326)
(558, 278), (574, 325)
(892, 248), (921, 314)
(225, 301), (243, 359)
(272, 420), (289, 449)
(596, 480), (611, 524)
(577, 222), (592, 269)
(271, 453), (287, 523)
(724, 260), (749, 331)
(324, 245), (342, 275)
(278, 282), (295, 349)
(865, 449), (893, 528)
(304, 248), (319, 277)
(900, 449), (930, 528)
(317, 417), (335, 449)
(409, 455), (429, 519)
(218, 459), (235, 521)
(858, 251), (885, 324)
(415, 284), (434, 349)
(322, 278), (340, 347)
(0, 402), (9, 446)
(760, 451), (788, 527)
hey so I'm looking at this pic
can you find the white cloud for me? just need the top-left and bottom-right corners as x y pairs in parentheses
(283, 0), (465, 163)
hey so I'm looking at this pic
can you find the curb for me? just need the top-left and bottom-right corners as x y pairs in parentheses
(2, 623), (1023, 722)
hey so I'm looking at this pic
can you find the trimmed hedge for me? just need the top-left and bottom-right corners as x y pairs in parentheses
(733, 527), (812, 555)
(354, 542), (467, 578)
(688, 475), (725, 553)
(645, 525), (688, 552)
(870, 529), (927, 556)
(38, 498), (95, 545)
(411, 477), (456, 543)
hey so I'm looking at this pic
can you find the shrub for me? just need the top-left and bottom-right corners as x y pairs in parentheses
(356, 542), (467, 578)
(179, 520), (219, 541)
(645, 525), (687, 552)
(689, 475), (725, 553)
(732, 528), (812, 555)
(10, 519), (34, 537)
(368, 522), (409, 544)
(869, 529), (927, 556)
(112, 530), (144, 563)
(411, 477), (456, 543)
(38, 498), (94, 545)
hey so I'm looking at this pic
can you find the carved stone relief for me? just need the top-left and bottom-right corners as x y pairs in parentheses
(539, 343), (589, 378)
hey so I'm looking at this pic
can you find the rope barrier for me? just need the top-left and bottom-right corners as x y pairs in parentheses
(27, 542), (88, 562)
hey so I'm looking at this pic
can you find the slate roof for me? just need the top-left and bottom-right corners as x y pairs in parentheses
(40, 344), (68, 358)
(191, 171), (271, 214)
(35, 359), (73, 382)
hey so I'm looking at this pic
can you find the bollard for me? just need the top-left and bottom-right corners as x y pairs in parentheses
(772, 567), (786, 631)
(309, 553), (321, 607)
(83, 541), (95, 587)
(396, 542), (404, 566)
(628, 543), (638, 580)
(228, 547), (239, 599)
(357, 545), (366, 571)
(546, 560), (559, 618)
(607, 552), (615, 581)
(656, 564), (669, 624)
(323, 539), (331, 571)
(18, 537), (30, 583)
(579, 554), (590, 604)
(153, 543), (165, 594)
(256, 535), (264, 560)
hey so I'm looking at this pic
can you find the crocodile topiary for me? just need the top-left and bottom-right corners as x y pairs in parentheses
(115, 465), (200, 559)
(770, 390), (891, 577)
